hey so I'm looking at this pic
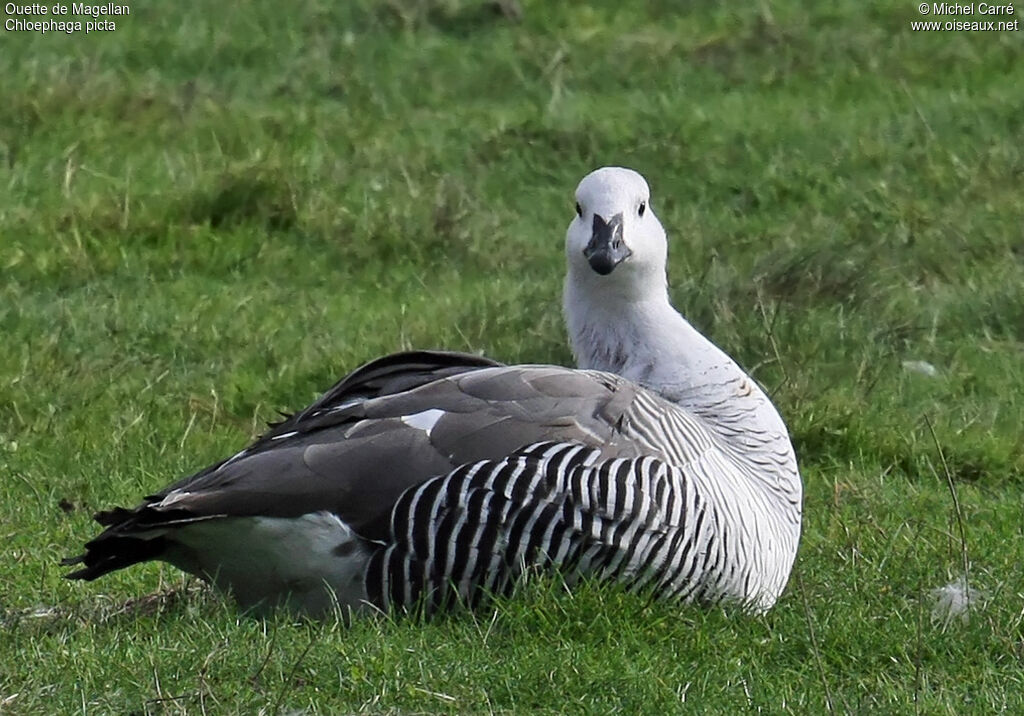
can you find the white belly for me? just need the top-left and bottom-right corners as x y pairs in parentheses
(165, 511), (373, 617)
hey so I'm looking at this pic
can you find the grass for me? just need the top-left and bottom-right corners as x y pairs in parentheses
(1, 0), (1022, 712)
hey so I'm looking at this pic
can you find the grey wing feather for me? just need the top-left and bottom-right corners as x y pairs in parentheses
(283, 350), (503, 426)
(65, 353), (647, 578)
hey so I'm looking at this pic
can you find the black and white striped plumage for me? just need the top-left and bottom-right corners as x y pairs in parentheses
(65, 168), (802, 616)
(369, 440), (744, 613)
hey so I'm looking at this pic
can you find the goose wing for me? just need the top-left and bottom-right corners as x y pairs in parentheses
(64, 352), (644, 579)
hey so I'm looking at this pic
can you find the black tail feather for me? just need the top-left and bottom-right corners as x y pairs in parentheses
(62, 502), (198, 581)
(62, 534), (168, 581)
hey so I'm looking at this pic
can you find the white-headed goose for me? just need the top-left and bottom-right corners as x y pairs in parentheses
(65, 167), (802, 617)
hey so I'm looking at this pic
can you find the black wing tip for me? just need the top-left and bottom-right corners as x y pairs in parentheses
(60, 551), (112, 581)
(94, 506), (135, 527)
(64, 503), (177, 581)
(267, 410), (295, 429)
(61, 535), (169, 581)
(61, 554), (100, 580)
(62, 563), (119, 581)
(359, 349), (504, 370)
(63, 566), (93, 581)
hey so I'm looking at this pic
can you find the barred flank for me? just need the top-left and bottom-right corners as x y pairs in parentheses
(365, 441), (727, 613)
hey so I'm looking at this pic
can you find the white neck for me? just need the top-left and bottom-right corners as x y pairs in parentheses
(563, 268), (793, 447)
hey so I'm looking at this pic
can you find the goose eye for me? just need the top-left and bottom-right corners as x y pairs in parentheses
(638, 201), (646, 217)
(575, 202), (583, 218)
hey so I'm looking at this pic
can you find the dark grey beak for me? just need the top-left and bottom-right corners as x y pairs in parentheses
(583, 213), (631, 275)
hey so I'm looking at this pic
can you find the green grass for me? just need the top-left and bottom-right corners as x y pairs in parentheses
(2, 0), (1023, 712)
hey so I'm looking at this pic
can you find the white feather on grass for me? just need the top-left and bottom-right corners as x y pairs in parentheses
(930, 576), (983, 626)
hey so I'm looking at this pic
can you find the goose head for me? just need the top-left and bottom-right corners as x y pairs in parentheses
(565, 167), (668, 299)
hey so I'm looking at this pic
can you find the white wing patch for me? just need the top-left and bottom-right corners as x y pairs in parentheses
(158, 489), (193, 508)
(399, 409), (445, 437)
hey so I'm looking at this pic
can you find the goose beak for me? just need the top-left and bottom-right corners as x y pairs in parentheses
(583, 213), (631, 275)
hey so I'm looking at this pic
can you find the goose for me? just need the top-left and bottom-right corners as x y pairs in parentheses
(64, 167), (802, 617)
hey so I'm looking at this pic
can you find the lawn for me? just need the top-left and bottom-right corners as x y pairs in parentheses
(1, 0), (1022, 712)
